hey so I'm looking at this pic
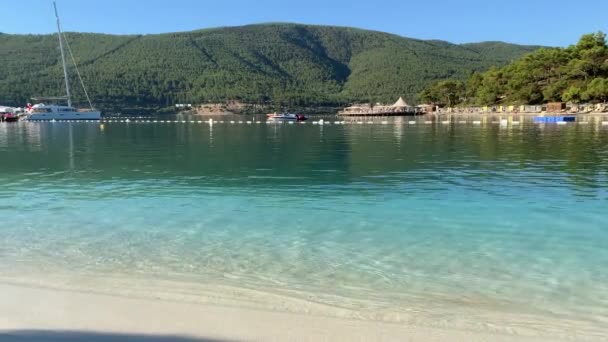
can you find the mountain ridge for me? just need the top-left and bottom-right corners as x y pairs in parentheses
(0, 23), (541, 112)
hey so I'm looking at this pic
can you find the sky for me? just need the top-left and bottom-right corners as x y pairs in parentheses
(1, 0), (607, 46)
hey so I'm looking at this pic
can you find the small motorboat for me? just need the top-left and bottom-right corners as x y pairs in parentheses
(0, 111), (19, 122)
(533, 116), (576, 123)
(266, 113), (307, 121)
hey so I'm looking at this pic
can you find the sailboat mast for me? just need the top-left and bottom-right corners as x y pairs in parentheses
(53, 1), (71, 107)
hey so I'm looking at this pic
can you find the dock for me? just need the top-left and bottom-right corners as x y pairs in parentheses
(338, 97), (422, 117)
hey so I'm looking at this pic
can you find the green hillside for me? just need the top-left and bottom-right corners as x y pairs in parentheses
(419, 32), (608, 106)
(0, 24), (540, 112)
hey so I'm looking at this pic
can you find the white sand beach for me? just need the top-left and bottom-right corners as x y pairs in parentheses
(1, 282), (602, 342)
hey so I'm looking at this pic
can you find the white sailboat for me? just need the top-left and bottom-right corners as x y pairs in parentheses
(28, 2), (101, 121)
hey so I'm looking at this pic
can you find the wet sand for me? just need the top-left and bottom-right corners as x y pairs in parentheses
(0, 283), (589, 342)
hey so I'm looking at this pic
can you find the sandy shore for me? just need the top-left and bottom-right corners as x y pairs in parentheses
(0, 283), (592, 342)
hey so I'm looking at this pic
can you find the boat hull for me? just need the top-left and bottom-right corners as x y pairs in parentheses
(268, 117), (298, 121)
(28, 111), (101, 121)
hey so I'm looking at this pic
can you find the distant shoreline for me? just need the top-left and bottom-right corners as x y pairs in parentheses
(336, 112), (608, 118)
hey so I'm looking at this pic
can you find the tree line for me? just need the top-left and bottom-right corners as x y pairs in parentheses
(419, 32), (608, 106)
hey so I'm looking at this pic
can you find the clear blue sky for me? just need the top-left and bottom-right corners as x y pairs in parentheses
(1, 0), (607, 46)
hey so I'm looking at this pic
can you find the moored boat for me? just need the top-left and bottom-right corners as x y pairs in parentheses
(0, 109), (20, 122)
(266, 113), (307, 121)
(533, 116), (576, 123)
(27, 103), (101, 121)
(27, 2), (101, 121)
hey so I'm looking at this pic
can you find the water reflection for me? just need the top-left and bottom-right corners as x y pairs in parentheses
(0, 120), (607, 196)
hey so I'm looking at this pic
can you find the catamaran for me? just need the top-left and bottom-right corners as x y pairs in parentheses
(27, 2), (101, 121)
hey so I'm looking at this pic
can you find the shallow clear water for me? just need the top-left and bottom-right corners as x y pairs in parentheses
(1, 118), (608, 333)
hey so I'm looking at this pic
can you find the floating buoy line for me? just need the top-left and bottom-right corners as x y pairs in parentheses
(15, 117), (608, 127)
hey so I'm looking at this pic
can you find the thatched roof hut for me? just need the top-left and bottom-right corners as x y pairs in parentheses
(392, 97), (409, 108)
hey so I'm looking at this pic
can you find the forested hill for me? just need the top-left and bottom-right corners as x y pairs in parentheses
(0, 24), (540, 111)
(419, 32), (608, 107)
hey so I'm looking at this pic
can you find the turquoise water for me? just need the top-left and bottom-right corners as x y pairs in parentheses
(1, 118), (608, 335)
